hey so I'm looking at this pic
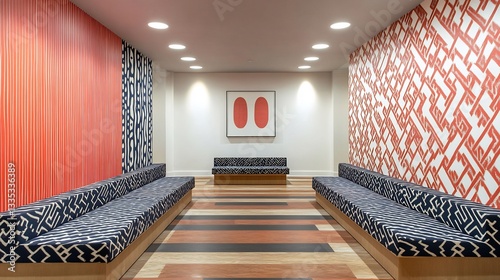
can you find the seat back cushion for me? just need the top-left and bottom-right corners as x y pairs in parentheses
(338, 163), (405, 201)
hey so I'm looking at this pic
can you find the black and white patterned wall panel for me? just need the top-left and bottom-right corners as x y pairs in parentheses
(121, 40), (153, 173)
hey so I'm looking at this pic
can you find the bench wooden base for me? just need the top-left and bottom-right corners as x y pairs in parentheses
(316, 193), (500, 280)
(0, 191), (192, 280)
(214, 174), (286, 185)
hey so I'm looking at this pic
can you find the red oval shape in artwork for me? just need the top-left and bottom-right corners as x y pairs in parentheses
(233, 97), (248, 128)
(254, 97), (269, 128)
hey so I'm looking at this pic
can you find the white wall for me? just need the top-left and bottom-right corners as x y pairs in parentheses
(332, 69), (349, 174)
(152, 63), (173, 165)
(166, 72), (335, 176)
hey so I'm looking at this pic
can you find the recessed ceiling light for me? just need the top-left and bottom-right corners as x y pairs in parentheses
(169, 44), (186, 50)
(181, 57), (196, 61)
(330, 22), (351, 29)
(312, 44), (329, 49)
(190, 66), (203, 69)
(304, 57), (319, 61)
(148, 22), (168, 29)
(298, 65), (311, 69)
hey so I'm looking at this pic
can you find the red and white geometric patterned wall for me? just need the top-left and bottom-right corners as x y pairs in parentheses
(349, 0), (499, 208)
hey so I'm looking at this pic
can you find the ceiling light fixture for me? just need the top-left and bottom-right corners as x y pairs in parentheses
(169, 44), (186, 50)
(181, 57), (196, 61)
(298, 65), (311, 69)
(312, 44), (329, 49)
(304, 57), (319, 61)
(190, 66), (203, 69)
(330, 22), (351, 29)
(148, 22), (168, 29)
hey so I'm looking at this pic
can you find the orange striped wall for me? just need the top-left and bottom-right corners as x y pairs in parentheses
(0, 0), (122, 212)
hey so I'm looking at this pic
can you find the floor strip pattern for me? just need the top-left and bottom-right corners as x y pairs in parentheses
(122, 178), (393, 280)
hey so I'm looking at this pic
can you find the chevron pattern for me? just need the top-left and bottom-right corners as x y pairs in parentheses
(349, 0), (500, 208)
(0, 164), (167, 263)
(313, 163), (500, 257)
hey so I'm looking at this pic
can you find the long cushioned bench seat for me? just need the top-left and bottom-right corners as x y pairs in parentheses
(212, 157), (289, 184)
(313, 163), (500, 280)
(0, 164), (194, 279)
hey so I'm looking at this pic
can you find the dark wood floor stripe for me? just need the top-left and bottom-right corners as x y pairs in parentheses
(147, 243), (334, 252)
(166, 224), (318, 231)
(214, 202), (289, 206)
(175, 215), (333, 220)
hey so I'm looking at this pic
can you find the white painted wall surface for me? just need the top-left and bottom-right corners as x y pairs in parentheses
(332, 69), (350, 175)
(165, 72), (335, 176)
(152, 63), (173, 165)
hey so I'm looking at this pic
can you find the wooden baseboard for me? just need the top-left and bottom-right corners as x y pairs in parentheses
(0, 191), (192, 280)
(214, 174), (287, 185)
(316, 193), (500, 280)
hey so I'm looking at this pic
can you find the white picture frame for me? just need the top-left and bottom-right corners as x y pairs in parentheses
(226, 90), (276, 137)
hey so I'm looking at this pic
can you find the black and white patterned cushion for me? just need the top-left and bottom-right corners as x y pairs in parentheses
(0, 164), (166, 263)
(212, 157), (289, 174)
(8, 176), (194, 263)
(338, 163), (500, 254)
(212, 166), (289, 174)
(313, 177), (496, 257)
(214, 157), (287, 167)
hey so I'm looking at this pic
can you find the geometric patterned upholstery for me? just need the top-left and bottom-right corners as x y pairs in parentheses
(314, 163), (500, 257)
(0, 164), (194, 263)
(338, 163), (500, 254)
(13, 176), (194, 263)
(212, 157), (289, 174)
(313, 176), (497, 257)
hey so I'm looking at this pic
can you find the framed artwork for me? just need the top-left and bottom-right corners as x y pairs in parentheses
(226, 90), (276, 137)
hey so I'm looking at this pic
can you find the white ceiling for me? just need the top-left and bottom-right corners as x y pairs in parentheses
(71, 0), (423, 73)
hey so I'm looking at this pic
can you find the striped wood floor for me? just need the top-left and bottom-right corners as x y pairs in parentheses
(121, 177), (393, 280)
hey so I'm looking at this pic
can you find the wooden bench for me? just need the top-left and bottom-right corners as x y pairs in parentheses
(212, 157), (289, 185)
(313, 163), (500, 280)
(0, 164), (194, 280)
